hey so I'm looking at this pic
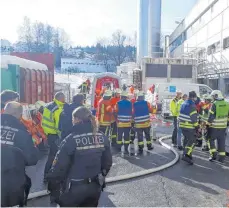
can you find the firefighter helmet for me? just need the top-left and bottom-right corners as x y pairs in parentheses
(210, 90), (224, 99)
(121, 91), (128, 97)
(35, 101), (46, 110)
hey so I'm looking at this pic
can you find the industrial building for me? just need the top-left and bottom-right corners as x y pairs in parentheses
(137, 0), (162, 64)
(169, 0), (229, 95)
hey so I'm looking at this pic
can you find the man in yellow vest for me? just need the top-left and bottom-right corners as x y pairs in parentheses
(42, 92), (65, 183)
(177, 94), (187, 150)
(170, 90), (182, 146)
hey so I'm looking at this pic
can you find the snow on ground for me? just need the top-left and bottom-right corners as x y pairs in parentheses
(54, 72), (96, 88)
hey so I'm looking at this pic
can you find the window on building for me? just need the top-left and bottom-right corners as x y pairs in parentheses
(207, 41), (220, 55)
(63, 62), (66, 64)
(223, 37), (229, 49)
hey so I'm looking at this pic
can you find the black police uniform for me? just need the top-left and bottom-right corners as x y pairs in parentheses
(59, 103), (83, 139)
(1, 114), (39, 207)
(47, 121), (112, 207)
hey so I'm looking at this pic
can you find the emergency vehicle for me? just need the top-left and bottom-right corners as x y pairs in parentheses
(91, 73), (121, 111)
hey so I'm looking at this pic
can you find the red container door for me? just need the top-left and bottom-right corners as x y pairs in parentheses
(31, 70), (37, 104)
(36, 70), (42, 101)
(41, 71), (47, 102)
(24, 69), (32, 104)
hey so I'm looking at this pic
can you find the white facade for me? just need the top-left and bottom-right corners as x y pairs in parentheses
(169, 0), (229, 94)
(61, 57), (116, 73)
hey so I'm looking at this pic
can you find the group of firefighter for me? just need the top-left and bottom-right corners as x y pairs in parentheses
(170, 89), (229, 164)
(95, 85), (155, 155)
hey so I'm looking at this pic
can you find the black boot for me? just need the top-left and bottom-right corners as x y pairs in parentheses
(209, 152), (217, 162)
(182, 154), (193, 165)
(195, 140), (202, 147)
(177, 146), (183, 151)
(218, 155), (225, 163)
(202, 145), (209, 151)
(138, 146), (143, 155)
(147, 145), (154, 151)
(124, 144), (129, 155)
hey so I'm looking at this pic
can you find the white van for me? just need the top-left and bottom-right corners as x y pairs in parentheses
(153, 83), (213, 111)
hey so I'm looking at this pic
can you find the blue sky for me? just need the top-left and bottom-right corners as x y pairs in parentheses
(0, 0), (197, 46)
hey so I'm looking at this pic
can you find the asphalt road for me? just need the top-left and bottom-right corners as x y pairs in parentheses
(27, 124), (229, 207)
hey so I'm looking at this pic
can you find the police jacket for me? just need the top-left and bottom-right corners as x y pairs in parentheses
(42, 99), (64, 135)
(1, 114), (39, 166)
(1, 145), (28, 207)
(116, 99), (132, 128)
(208, 99), (229, 129)
(47, 121), (112, 183)
(59, 103), (83, 139)
(178, 99), (198, 129)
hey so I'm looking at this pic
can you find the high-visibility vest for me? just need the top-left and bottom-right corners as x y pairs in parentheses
(179, 100), (198, 129)
(116, 100), (132, 128)
(97, 99), (113, 126)
(42, 99), (64, 135)
(210, 100), (229, 129)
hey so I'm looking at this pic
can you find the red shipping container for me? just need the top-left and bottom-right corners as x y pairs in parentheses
(10, 52), (54, 71)
(9, 52), (54, 104)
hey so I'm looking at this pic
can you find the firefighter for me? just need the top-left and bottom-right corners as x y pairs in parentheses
(78, 81), (88, 99)
(110, 88), (121, 146)
(96, 90), (113, 137)
(149, 84), (155, 94)
(42, 92), (65, 185)
(176, 94), (188, 150)
(129, 85), (135, 94)
(179, 91), (199, 165)
(1, 102), (38, 207)
(115, 91), (133, 154)
(197, 94), (212, 150)
(86, 78), (91, 93)
(133, 91), (154, 154)
(33, 101), (47, 144)
(94, 89), (102, 110)
(207, 90), (229, 163)
(170, 90), (182, 146)
(47, 107), (112, 207)
(0, 90), (19, 111)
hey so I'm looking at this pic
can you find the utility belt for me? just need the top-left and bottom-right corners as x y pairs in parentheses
(67, 173), (106, 191)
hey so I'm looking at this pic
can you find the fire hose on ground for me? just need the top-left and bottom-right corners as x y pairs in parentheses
(28, 134), (178, 200)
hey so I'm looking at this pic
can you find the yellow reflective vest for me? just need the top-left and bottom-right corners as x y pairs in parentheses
(42, 99), (64, 135)
(170, 97), (179, 117)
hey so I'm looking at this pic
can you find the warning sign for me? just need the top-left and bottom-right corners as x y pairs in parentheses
(169, 86), (176, 93)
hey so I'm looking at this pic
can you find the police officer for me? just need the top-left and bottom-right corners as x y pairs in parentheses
(0, 90), (19, 111)
(207, 90), (229, 163)
(170, 90), (182, 146)
(42, 92), (65, 182)
(59, 94), (85, 139)
(47, 106), (112, 207)
(115, 91), (133, 154)
(1, 102), (39, 207)
(133, 91), (154, 154)
(179, 91), (199, 165)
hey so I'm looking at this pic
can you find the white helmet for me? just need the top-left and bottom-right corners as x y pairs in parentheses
(35, 101), (46, 110)
(115, 88), (122, 94)
(103, 90), (112, 97)
(210, 90), (224, 99)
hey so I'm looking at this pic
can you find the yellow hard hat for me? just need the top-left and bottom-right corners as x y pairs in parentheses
(35, 101), (46, 109)
(121, 91), (129, 97)
(103, 90), (112, 97)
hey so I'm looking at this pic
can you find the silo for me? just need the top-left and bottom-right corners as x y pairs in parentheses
(148, 0), (162, 58)
(137, 0), (149, 65)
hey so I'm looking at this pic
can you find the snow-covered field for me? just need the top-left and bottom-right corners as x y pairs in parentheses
(54, 72), (96, 88)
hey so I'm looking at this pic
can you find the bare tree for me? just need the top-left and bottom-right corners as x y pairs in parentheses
(109, 30), (127, 66)
(33, 21), (45, 52)
(18, 16), (33, 52)
(43, 24), (54, 52)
